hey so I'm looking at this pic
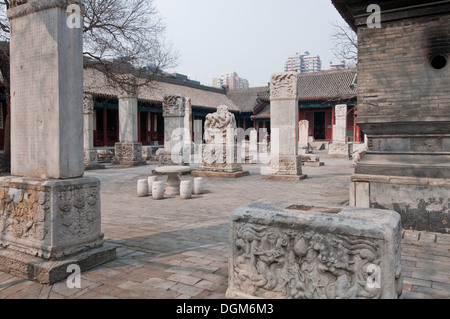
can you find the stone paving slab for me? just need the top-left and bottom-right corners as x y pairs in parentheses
(0, 153), (448, 299)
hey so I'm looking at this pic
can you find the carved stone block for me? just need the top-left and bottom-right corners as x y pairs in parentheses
(328, 143), (351, 159)
(227, 202), (402, 299)
(200, 144), (243, 173)
(0, 176), (104, 259)
(114, 142), (145, 166)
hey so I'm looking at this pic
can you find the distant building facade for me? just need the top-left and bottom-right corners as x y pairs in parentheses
(285, 51), (322, 73)
(330, 59), (346, 70)
(213, 72), (249, 90)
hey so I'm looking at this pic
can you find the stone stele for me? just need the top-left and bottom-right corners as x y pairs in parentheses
(227, 201), (402, 299)
(194, 105), (249, 178)
(157, 94), (186, 166)
(1, 0), (116, 284)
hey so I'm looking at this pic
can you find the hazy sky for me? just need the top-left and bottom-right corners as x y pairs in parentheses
(153, 0), (347, 87)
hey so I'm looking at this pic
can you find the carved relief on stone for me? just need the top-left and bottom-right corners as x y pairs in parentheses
(231, 222), (383, 299)
(163, 95), (185, 117)
(0, 186), (48, 242)
(200, 105), (242, 172)
(204, 105), (236, 144)
(115, 142), (142, 162)
(57, 184), (99, 238)
(335, 104), (348, 117)
(83, 94), (94, 114)
(270, 73), (297, 99)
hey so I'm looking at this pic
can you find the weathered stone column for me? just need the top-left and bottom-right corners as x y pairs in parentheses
(114, 90), (145, 166)
(1, 0), (115, 284)
(328, 104), (351, 158)
(183, 97), (193, 163)
(83, 94), (104, 170)
(333, 0), (450, 233)
(157, 94), (186, 166)
(298, 120), (309, 150)
(262, 72), (307, 180)
(298, 119), (324, 166)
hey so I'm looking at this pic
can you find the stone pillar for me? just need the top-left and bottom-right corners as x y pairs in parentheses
(1, 0), (115, 284)
(334, 0), (450, 233)
(83, 94), (104, 170)
(157, 95), (186, 166)
(328, 104), (351, 158)
(298, 120), (310, 154)
(249, 129), (258, 164)
(114, 90), (145, 166)
(183, 97), (193, 163)
(262, 72), (306, 180)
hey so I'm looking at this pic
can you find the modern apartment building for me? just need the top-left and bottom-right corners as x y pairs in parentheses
(212, 72), (250, 90)
(284, 51), (322, 73)
(330, 59), (346, 70)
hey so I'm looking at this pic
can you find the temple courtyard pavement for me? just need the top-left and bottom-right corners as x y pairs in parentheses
(0, 151), (448, 299)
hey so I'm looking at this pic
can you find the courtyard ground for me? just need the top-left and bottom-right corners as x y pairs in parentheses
(0, 151), (448, 299)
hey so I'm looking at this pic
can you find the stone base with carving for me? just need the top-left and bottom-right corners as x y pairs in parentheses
(327, 143), (351, 159)
(227, 201), (403, 299)
(156, 149), (186, 167)
(199, 144), (246, 174)
(0, 243), (116, 284)
(262, 155), (307, 180)
(113, 142), (146, 166)
(84, 149), (105, 170)
(0, 176), (116, 283)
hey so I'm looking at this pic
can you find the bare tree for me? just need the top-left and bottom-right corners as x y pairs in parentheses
(0, 0), (177, 172)
(330, 21), (358, 67)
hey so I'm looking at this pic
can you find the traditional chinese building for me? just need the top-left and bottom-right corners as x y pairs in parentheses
(248, 69), (360, 142)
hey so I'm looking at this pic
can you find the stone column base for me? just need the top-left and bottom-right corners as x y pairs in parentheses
(199, 144), (244, 173)
(84, 149), (105, 170)
(0, 176), (116, 282)
(156, 149), (186, 167)
(0, 176), (106, 259)
(114, 142), (146, 166)
(227, 201), (403, 299)
(0, 243), (116, 284)
(350, 174), (450, 233)
(328, 143), (351, 159)
(262, 155), (307, 180)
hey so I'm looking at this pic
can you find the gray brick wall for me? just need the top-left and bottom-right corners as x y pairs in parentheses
(357, 14), (450, 125)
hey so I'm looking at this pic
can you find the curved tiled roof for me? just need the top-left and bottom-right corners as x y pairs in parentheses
(226, 86), (269, 113)
(257, 69), (357, 101)
(83, 67), (240, 112)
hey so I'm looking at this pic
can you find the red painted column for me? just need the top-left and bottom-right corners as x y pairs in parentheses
(103, 107), (107, 146)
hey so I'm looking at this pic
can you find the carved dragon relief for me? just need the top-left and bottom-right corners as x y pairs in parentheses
(163, 95), (185, 117)
(270, 73), (297, 98)
(231, 222), (383, 299)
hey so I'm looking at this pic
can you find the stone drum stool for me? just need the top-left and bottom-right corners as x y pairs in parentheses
(137, 179), (149, 197)
(152, 181), (165, 200)
(180, 180), (193, 199)
(193, 177), (204, 195)
(148, 176), (158, 195)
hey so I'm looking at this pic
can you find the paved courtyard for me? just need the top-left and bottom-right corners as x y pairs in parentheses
(0, 152), (448, 299)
